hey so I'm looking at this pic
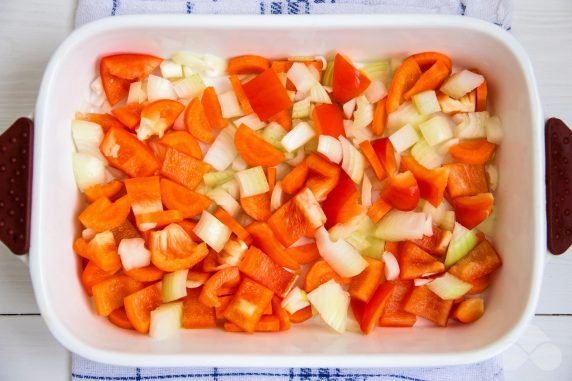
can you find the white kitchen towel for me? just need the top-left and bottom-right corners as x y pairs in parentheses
(73, 1), (511, 380)
(75, 0), (512, 29)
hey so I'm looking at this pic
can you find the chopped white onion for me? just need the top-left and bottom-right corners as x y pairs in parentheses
(295, 188), (327, 230)
(118, 238), (151, 271)
(72, 152), (106, 192)
(90, 76), (103, 95)
(162, 269), (189, 303)
(231, 156), (248, 171)
(340, 136), (365, 183)
(486, 115), (504, 144)
(386, 101), (427, 133)
(364, 80), (387, 104)
(427, 273), (472, 300)
(149, 302), (183, 340)
(389, 124), (419, 152)
(219, 90), (244, 119)
(285, 149), (306, 166)
(352, 95), (374, 130)
(203, 127), (237, 171)
(309, 83), (332, 104)
(315, 226), (368, 278)
(412, 90), (441, 115)
(414, 278), (433, 286)
(343, 98), (356, 119)
(270, 181), (284, 212)
(127, 81), (147, 104)
(361, 173), (373, 208)
(441, 70), (484, 99)
(289, 236), (315, 248)
(317, 135), (342, 164)
(486, 164), (499, 191)
(234, 113), (266, 131)
(307, 279), (349, 333)
(208, 188), (241, 218)
(438, 92), (475, 114)
(382, 251), (400, 281)
(436, 138), (460, 156)
(193, 211), (231, 252)
(235, 166), (269, 197)
(172, 74), (206, 99)
(444, 222), (478, 268)
(71, 120), (106, 161)
(281, 286), (311, 315)
(453, 112), (489, 139)
(287, 62), (318, 93)
(203, 169), (235, 188)
(281, 121), (316, 153)
(292, 98), (312, 119)
(424, 215), (434, 237)
(219, 178), (240, 199)
(262, 122), (287, 149)
(160, 60), (183, 79)
(147, 75), (177, 102)
(419, 115), (454, 146)
(375, 210), (427, 241)
(411, 139), (443, 169)
(170, 51), (227, 77)
(422, 199), (453, 228)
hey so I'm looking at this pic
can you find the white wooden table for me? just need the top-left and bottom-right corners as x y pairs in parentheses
(0, 0), (571, 379)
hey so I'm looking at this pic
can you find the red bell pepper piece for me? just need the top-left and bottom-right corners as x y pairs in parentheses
(444, 163), (488, 198)
(449, 240), (502, 282)
(453, 193), (494, 229)
(386, 57), (422, 113)
(304, 259), (351, 293)
(332, 54), (371, 103)
(238, 246), (297, 297)
(160, 147), (212, 190)
(321, 171), (362, 229)
(242, 68), (293, 121)
(398, 241), (445, 280)
(404, 285), (453, 327)
(359, 282), (395, 334)
(380, 171), (420, 211)
(92, 274), (144, 317)
(449, 139), (496, 165)
(379, 280), (416, 327)
(401, 155), (450, 207)
(312, 104), (345, 138)
(223, 277), (274, 333)
(410, 225), (453, 256)
(246, 222), (300, 271)
(160, 178), (211, 219)
(372, 138), (397, 177)
(124, 282), (163, 333)
(199, 267), (241, 308)
(266, 197), (308, 247)
(111, 103), (144, 129)
(202, 87), (227, 129)
(182, 288), (217, 329)
(349, 257), (384, 303)
(140, 99), (186, 137)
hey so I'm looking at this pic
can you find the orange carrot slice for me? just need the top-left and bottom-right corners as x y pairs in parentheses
(229, 75), (254, 114)
(449, 139), (496, 165)
(386, 58), (422, 113)
(158, 131), (203, 160)
(234, 124), (285, 167)
(160, 178), (211, 218)
(371, 97), (387, 136)
(185, 97), (215, 144)
(228, 55), (270, 75)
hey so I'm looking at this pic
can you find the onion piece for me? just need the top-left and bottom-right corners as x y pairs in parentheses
(235, 166), (269, 198)
(486, 115), (504, 144)
(440, 70), (485, 99)
(317, 135), (342, 164)
(444, 222), (478, 268)
(149, 302), (183, 340)
(203, 127), (237, 171)
(343, 98), (356, 119)
(436, 138), (460, 156)
(127, 81), (147, 104)
(364, 80), (387, 104)
(309, 83), (332, 104)
(147, 74), (177, 102)
(219, 239), (248, 267)
(361, 59), (391, 84)
(419, 115), (454, 146)
(485, 164), (499, 192)
(307, 279), (350, 333)
(361, 173), (373, 208)
(412, 90), (441, 115)
(352, 95), (374, 130)
(374, 210), (427, 241)
(90, 76), (103, 95)
(281, 286), (311, 315)
(281, 121), (316, 153)
(427, 273), (472, 300)
(453, 112), (489, 139)
(295, 188), (327, 229)
(233, 113), (266, 131)
(441, 211), (456, 232)
(219, 178), (240, 200)
(270, 181), (284, 212)
(411, 139), (443, 169)
(170, 51), (227, 76)
(160, 60), (183, 79)
(389, 124), (419, 153)
(71, 120), (106, 161)
(422, 199), (453, 228)
(72, 152), (106, 192)
(203, 169), (235, 188)
(231, 156), (248, 171)
(315, 226), (368, 278)
(292, 98), (312, 119)
(289, 236), (315, 248)
(386, 101), (426, 133)
(118, 238), (151, 271)
(262, 122), (288, 150)
(172, 74), (206, 99)
(382, 251), (400, 281)
(414, 278), (433, 286)
(287, 62), (317, 93)
(208, 188), (241, 218)
(219, 90), (244, 119)
(424, 215), (434, 237)
(438, 92), (475, 114)
(340, 136), (365, 184)
(285, 149), (306, 167)
(193, 211), (232, 253)
(162, 269), (189, 303)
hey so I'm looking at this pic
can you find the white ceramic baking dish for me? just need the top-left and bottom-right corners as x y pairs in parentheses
(7, 14), (547, 367)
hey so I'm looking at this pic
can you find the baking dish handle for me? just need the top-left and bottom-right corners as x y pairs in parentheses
(545, 118), (572, 255)
(0, 117), (33, 256)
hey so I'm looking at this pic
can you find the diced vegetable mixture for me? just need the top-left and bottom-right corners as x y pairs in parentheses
(72, 51), (502, 338)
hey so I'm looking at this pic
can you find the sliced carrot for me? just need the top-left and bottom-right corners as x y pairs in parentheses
(213, 207), (252, 244)
(476, 80), (488, 112)
(74, 238), (90, 260)
(108, 307), (134, 330)
(229, 75), (254, 114)
(81, 260), (119, 296)
(240, 192), (272, 221)
(92, 274), (143, 317)
(379, 280), (416, 327)
(267, 197), (308, 247)
(453, 298), (485, 323)
(268, 109), (293, 131)
(150, 225), (209, 272)
(386, 57), (422, 113)
(138, 210), (184, 229)
(286, 243), (320, 265)
(371, 97), (387, 136)
(100, 127), (161, 177)
(234, 124), (285, 167)
(468, 275), (490, 294)
(124, 265), (165, 283)
(312, 104), (345, 138)
(349, 257), (384, 303)
(359, 140), (386, 180)
(401, 155), (450, 207)
(332, 53), (371, 103)
(182, 288), (217, 329)
(398, 241), (445, 280)
(202, 86), (227, 129)
(445, 163), (488, 198)
(304, 259), (351, 293)
(111, 102), (144, 129)
(367, 198), (392, 223)
(160, 178), (211, 219)
(228, 55), (270, 75)
(87, 231), (122, 273)
(449, 139), (496, 165)
(223, 277), (274, 333)
(158, 131), (202, 160)
(384, 241), (400, 256)
(185, 98), (215, 144)
(306, 173), (340, 202)
(306, 152), (340, 178)
(242, 68), (292, 121)
(76, 112), (125, 131)
(272, 296), (291, 331)
(238, 246), (297, 297)
(409, 52), (452, 71)
(403, 59), (451, 100)
(160, 147), (212, 190)
(199, 267), (241, 308)
(83, 180), (124, 203)
(289, 306), (313, 323)
(246, 222), (300, 271)
(124, 282), (162, 333)
(281, 161), (309, 194)
(267, 167), (277, 192)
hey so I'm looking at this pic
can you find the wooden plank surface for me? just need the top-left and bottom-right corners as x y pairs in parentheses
(0, 0), (571, 380)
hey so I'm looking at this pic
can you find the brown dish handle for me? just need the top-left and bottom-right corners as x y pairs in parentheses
(0, 117), (33, 255)
(545, 118), (572, 255)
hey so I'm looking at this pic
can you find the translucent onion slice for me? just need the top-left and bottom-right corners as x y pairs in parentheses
(444, 222), (478, 268)
(149, 302), (183, 340)
(427, 273), (472, 300)
(315, 226), (368, 278)
(118, 238), (151, 271)
(307, 279), (350, 333)
(382, 251), (400, 281)
(162, 269), (189, 303)
(235, 166), (269, 198)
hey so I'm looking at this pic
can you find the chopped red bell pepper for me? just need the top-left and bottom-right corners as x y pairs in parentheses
(321, 171), (362, 229)
(242, 68), (293, 121)
(312, 104), (345, 138)
(398, 241), (445, 280)
(449, 240), (502, 282)
(359, 282), (395, 334)
(223, 277), (274, 333)
(401, 155), (450, 207)
(404, 285), (453, 327)
(410, 225), (453, 256)
(238, 246), (297, 297)
(444, 163), (488, 198)
(182, 288), (216, 329)
(379, 280), (416, 327)
(332, 54), (371, 103)
(349, 257), (384, 303)
(372, 138), (398, 177)
(380, 171), (420, 211)
(453, 193), (494, 229)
